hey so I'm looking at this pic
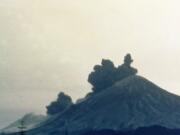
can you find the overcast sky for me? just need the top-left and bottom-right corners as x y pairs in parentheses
(0, 0), (180, 129)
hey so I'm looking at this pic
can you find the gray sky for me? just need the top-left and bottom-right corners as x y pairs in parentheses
(0, 0), (180, 129)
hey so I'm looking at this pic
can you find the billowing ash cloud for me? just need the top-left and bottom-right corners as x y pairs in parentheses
(46, 54), (137, 114)
(88, 54), (138, 93)
(46, 92), (73, 115)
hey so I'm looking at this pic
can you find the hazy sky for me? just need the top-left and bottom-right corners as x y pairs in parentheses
(0, 0), (180, 129)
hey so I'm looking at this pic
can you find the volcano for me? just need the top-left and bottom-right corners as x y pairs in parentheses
(28, 75), (180, 135)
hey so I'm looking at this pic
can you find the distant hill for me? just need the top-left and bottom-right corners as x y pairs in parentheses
(0, 113), (47, 134)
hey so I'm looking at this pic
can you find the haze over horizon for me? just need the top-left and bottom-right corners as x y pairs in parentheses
(0, 0), (180, 129)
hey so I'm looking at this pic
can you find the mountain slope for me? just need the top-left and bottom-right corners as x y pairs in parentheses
(29, 75), (180, 135)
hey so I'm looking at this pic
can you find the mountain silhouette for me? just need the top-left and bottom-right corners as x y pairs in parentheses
(27, 75), (180, 135)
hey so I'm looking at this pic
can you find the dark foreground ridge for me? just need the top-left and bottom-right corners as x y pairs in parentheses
(82, 126), (180, 135)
